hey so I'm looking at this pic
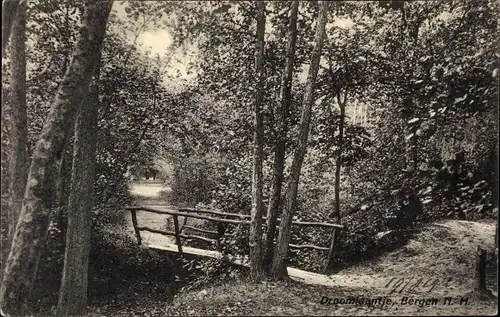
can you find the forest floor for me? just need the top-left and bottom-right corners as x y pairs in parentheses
(88, 181), (498, 316)
(164, 219), (498, 316)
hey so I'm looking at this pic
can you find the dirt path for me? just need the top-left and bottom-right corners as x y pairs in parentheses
(129, 181), (171, 198)
(126, 182), (497, 298)
(124, 182), (175, 246)
(165, 219), (497, 316)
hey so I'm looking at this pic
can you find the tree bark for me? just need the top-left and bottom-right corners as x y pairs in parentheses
(56, 60), (101, 316)
(474, 246), (487, 292)
(0, 91), (11, 280)
(333, 92), (346, 221)
(249, 0), (266, 281)
(53, 49), (75, 235)
(270, 1), (329, 279)
(0, 1), (112, 315)
(494, 77), (499, 251)
(264, 0), (299, 271)
(0, 0), (18, 269)
(5, 0), (27, 264)
(55, 146), (74, 241)
(1, 0), (21, 61)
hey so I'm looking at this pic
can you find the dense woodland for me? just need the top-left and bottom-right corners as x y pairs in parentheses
(0, 0), (498, 316)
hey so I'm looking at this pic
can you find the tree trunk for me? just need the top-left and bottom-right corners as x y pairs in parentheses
(494, 82), (499, 251)
(333, 93), (346, 221)
(56, 62), (101, 316)
(270, 1), (329, 279)
(474, 246), (487, 293)
(323, 92), (346, 272)
(1, 93), (11, 277)
(1, 0), (20, 61)
(2, 0), (27, 277)
(0, 0), (17, 263)
(53, 50), (75, 234)
(264, 0), (299, 271)
(0, 1), (112, 315)
(6, 0), (27, 258)
(56, 147), (74, 240)
(249, 0), (266, 281)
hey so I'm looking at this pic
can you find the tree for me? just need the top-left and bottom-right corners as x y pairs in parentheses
(0, 0), (113, 315)
(322, 67), (347, 272)
(264, 0), (299, 271)
(2, 0), (27, 272)
(56, 49), (102, 316)
(249, 0), (266, 281)
(271, 0), (329, 279)
(314, 8), (377, 269)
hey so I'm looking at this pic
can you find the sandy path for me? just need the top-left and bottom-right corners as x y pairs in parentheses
(129, 182), (171, 198)
(126, 182), (497, 298)
(126, 182), (175, 245)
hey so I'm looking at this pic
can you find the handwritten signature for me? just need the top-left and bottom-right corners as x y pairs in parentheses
(384, 276), (461, 294)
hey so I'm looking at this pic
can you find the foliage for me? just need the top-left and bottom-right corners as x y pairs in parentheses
(175, 257), (247, 294)
(146, 0), (498, 274)
(5, 0), (499, 307)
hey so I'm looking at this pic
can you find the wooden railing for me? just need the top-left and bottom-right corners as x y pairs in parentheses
(126, 206), (343, 271)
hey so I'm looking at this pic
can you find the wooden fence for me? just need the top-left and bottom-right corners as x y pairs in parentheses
(125, 206), (343, 272)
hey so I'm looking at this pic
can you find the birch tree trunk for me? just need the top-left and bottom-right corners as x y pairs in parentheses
(0, 1), (113, 315)
(270, 1), (329, 279)
(249, 0), (266, 281)
(264, 0), (299, 271)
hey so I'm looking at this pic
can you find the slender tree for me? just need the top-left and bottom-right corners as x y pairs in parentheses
(271, 0), (329, 279)
(323, 66), (348, 272)
(4, 0), (27, 263)
(495, 76), (499, 252)
(264, 0), (299, 271)
(333, 91), (346, 220)
(249, 0), (266, 281)
(0, 0), (113, 315)
(0, 0), (27, 278)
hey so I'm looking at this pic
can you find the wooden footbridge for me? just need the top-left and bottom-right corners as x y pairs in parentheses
(125, 205), (343, 275)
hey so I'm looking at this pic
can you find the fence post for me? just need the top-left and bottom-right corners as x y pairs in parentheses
(173, 215), (183, 254)
(180, 216), (188, 233)
(131, 209), (142, 245)
(475, 246), (487, 293)
(322, 227), (337, 274)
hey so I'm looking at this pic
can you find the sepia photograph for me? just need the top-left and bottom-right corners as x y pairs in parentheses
(0, 0), (498, 316)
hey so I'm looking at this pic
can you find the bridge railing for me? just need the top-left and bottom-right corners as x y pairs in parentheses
(125, 205), (343, 271)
